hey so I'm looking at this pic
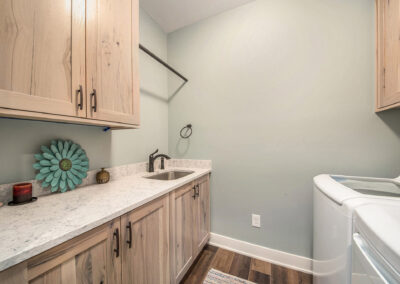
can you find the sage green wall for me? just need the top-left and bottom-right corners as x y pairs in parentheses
(0, 8), (168, 185)
(167, 0), (400, 258)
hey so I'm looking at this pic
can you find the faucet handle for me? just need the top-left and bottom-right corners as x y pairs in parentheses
(150, 149), (159, 156)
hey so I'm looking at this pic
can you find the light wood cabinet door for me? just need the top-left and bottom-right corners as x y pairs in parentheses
(170, 183), (196, 284)
(27, 218), (121, 284)
(121, 196), (170, 284)
(86, 0), (140, 125)
(193, 175), (211, 255)
(0, 0), (86, 117)
(376, 0), (400, 110)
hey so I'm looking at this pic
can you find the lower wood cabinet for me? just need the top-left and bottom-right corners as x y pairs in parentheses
(121, 195), (170, 284)
(193, 175), (211, 256)
(170, 182), (196, 283)
(170, 174), (210, 284)
(0, 174), (210, 284)
(28, 217), (121, 284)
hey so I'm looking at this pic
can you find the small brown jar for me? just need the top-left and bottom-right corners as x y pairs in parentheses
(13, 183), (32, 203)
(96, 168), (110, 184)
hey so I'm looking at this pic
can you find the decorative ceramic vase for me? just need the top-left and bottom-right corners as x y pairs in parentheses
(96, 168), (110, 184)
(33, 140), (89, 193)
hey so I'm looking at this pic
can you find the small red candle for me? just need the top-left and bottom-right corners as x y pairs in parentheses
(13, 183), (32, 203)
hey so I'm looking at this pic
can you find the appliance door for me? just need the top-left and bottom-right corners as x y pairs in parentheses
(352, 233), (400, 284)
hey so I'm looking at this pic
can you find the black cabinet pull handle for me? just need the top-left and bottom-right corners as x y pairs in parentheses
(91, 89), (97, 112)
(126, 221), (132, 249)
(76, 85), (83, 110)
(192, 185), (197, 199)
(113, 228), (119, 258)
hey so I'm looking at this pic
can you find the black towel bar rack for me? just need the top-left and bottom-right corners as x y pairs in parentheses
(139, 44), (188, 83)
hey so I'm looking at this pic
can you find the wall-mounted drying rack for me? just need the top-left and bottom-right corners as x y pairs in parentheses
(139, 44), (188, 83)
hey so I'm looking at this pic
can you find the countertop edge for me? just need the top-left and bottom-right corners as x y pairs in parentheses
(0, 168), (211, 272)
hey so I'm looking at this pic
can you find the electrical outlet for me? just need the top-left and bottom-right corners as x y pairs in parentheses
(252, 214), (261, 228)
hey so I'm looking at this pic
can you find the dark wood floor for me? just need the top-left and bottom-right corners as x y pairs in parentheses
(181, 245), (312, 284)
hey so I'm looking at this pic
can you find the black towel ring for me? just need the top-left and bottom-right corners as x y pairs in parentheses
(180, 124), (192, 139)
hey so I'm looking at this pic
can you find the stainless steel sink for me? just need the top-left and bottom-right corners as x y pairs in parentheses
(145, 170), (194, 180)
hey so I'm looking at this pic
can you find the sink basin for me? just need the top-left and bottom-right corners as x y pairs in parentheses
(145, 170), (194, 180)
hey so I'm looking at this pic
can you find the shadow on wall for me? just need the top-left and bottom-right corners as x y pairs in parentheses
(140, 88), (168, 103)
(174, 137), (191, 157)
(376, 110), (400, 138)
(0, 118), (111, 184)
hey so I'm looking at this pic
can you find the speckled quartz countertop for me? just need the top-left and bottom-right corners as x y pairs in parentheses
(0, 164), (211, 272)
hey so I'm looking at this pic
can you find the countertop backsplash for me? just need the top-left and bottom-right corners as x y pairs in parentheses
(0, 159), (212, 204)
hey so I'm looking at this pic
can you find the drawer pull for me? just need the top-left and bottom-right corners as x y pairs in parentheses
(91, 89), (97, 112)
(76, 85), (83, 110)
(126, 221), (132, 249)
(113, 228), (120, 258)
(192, 186), (197, 199)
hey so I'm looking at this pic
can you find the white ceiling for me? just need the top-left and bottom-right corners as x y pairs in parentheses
(140, 0), (254, 33)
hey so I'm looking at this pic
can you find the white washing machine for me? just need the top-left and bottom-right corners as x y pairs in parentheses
(352, 203), (400, 284)
(313, 174), (400, 284)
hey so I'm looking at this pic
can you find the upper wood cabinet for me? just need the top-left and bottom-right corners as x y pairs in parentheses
(376, 0), (400, 111)
(86, 0), (140, 125)
(0, 0), (139, 128)
(0, 0), (86, 118)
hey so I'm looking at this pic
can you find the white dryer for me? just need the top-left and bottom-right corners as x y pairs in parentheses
(352, 203), (400, 284)
(313, 174), (400, 284)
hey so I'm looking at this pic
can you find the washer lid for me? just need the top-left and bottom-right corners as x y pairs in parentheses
(354, 204), (400, 273)
(314, 174), (400, 205)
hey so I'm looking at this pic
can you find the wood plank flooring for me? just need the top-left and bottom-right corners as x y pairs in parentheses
(181, 245), (312, 284)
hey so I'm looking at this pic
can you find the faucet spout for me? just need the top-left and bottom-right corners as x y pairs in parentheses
(148, 150), (170, 172)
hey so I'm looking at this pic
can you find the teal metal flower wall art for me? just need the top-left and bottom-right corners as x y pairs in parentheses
(33, 140), (89, 193)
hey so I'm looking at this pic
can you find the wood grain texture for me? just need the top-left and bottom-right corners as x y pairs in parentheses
(251, 258), (271, 275)
(376, 0), (400, 110)
(193, 175), (210, 255)
(182, 245), (312, 284)
(0, 0), (84, 117)
(229, 253), (251, 279)
(86, 0), (139, 124)
(271, 264), (312, 284)
(170, 183), (195, 283)
(248, 270), (271, 284)
(181, 245), (217, 284)
(0, 262), (28, 284)
(209, 248), (235, 273)
(0, 107), (139, 129)
(121, 196), (170, 284)
(27, 218), (121, 284)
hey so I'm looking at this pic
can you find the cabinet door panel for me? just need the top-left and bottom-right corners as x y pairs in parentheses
(28, 219), (121, 284)
(170, 184), (195, 283)
(121, 196), (169, 284)
(0, 0), (86, 117)
(86, 0), (139, 124)
(193, 176), (210, 254)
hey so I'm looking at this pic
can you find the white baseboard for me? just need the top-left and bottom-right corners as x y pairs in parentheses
(208, 233), (312, 274)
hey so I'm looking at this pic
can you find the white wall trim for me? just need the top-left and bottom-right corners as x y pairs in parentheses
(209, 233), (312, 274)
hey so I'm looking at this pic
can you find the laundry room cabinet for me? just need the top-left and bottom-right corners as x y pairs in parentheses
(375, 0), (400, 111)
(0, 0), (140, 128)
(170, 174), (210, 284)
(0, 174), (211, 284)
